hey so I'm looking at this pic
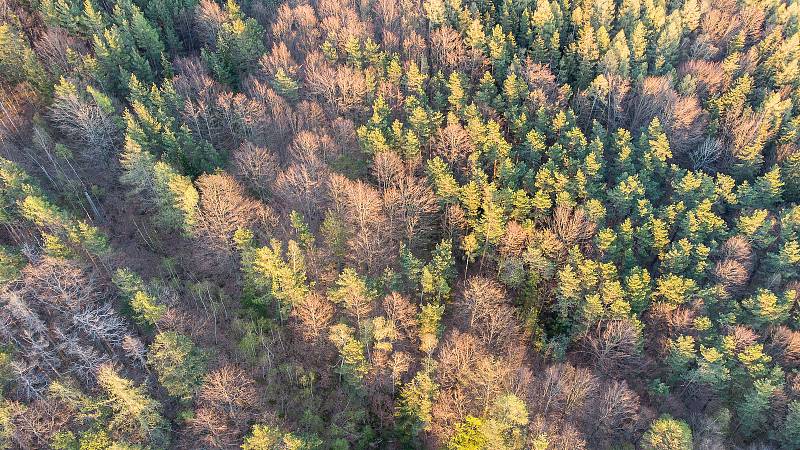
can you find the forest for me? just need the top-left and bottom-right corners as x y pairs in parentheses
(1, 0), (800, 448)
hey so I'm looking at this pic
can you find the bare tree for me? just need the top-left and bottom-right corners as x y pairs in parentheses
(430, 26), (466, 73)
(21, 257), (99, 314)
(433, 120), (474, 178)
(528, 363), (598, 419)
(582, 319), (642, 376)
(769, 325), (800, 368)
(431, 330), (524, 445)
(291, 293), (335, 342)
(270, 3), (320, 57)
(457, 277), (520, 351)
(304, 52), (370, 116)
(690, 137), (725, 171)
(714, 259), (750, 295)
(587, 380), (640, 441)
(528, 415), (588, 450)
(327, 173), (394, 273)
(122, 335), (148, 367)
(194, 0), (225, 46)
(679, 60), (726, 100)
(48, 80), (117, 161)
(188, 365), (262, 449)
(260, 41), (299, 80)
(231, 141), (280, 198)
(194, 172), (273, 271)
(382, 292), (419, 344)
(6, 396), (72, 449)
(381, 171), (439, 252)
(34, 27), (84, 76)
(274, 162), (329, 223)
(551, 206), (596, 248)
(71, 302), (127, 347)
(1, 257), (138, 398)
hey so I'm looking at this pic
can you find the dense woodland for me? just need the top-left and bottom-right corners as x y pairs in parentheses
(1, 0), (800, 448)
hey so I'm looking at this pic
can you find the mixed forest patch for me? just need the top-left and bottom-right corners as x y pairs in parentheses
(1, 0), (800, 448)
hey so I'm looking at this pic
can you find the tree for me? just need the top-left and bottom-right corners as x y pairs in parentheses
(148, 332), (207, 400)
(327, 174), (394, 272)
(91, 0), (166, 93)
(239, 236), (309, 319)
(0, 24), (51, 96)
(112, 268), (166, 327)
(194, 172), (267, 270)
(291, 293), (334, 343)
(328, 268), (376, 328)
(189, 365), (261, 448)
(588, 380), (640, 440)
(782, 400), (800, 448)
(242, 424), (317, 450)
(418, 302), (445, 355)
(736, 378), (780, 439)
(447, 416), (487, 450)
(200, 0), (265, 87)
(583, 319), (642, 376)
(640, 415), (693, 450)
(49, 78), (117, 160)
(96, 365), (168, 447)
(328, 323), (369, 388)
(484, 393), (529, 449)
(396, 367), (438, 443)
(458, 277), (519, 350)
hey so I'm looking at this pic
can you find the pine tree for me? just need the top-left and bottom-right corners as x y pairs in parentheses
(782, 401), (800, 448)
(0, 25), (51, 96)
(329, 268), (376, 328)
(328, 323), (369, 387)
(396, 367), (438, 443)
(418, 302), (444, 354)
(640, 415), (693, 450)
(737, 378), (781, 438)
(448, 416), (487, 450)
(97, 365), (168, 447)
(148, 332), (207, 400)
(200, 0), (265, 87)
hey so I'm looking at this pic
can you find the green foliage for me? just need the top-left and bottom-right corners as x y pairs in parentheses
(96, 365), (168, 447)
(736, 378), (781, 439)
(1, 157), (110, 258)
(448, 416), (487, 450)
(201, 0), (265, 87)
(242, 424), (318, 450)
(4, 0), (800, 446)
(0, 245), (24, 285)
(0, 399), (12, 448)
(418, 302), (444, 354)
(0, 24), (51, 95)
(120, 132), (200, 234)
(89, 0), (165, 94)
(640, 415), (693, 450)
(112, 268), (166, 327)
(328, 323), (369, 388)
(148, 332), (207, 400)
(123, 75), (222, 176)
(782, 401), (800, 448)
(329, 268), (376, 326)
(484, 394), (529, 449)
(240, 238), (310, 320)
(396, 366), (438, 442)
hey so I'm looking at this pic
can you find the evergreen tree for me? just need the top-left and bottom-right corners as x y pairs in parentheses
(148, 332), (207, 400)
(97, 365), (168, 447)
(640, 415), (693, 450)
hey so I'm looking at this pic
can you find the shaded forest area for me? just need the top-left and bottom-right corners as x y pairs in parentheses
(1, 0), (800, 448)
